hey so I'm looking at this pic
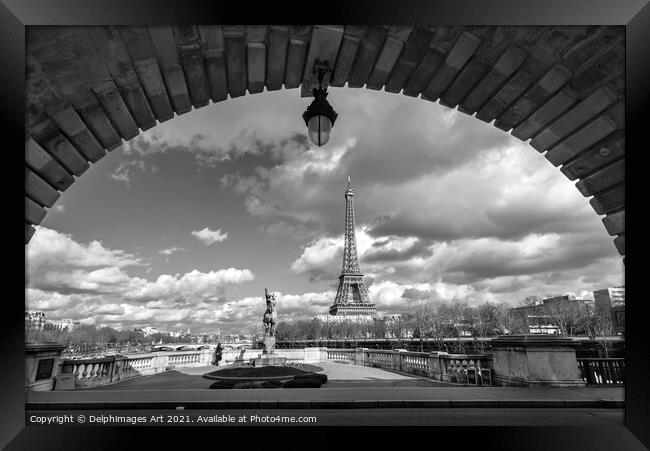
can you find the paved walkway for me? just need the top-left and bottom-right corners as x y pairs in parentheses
(26, 362), (624, 410)
(77, 361), (448, 390)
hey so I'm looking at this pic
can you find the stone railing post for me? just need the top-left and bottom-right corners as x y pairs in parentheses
(25, 343), (67, 391)
(440, 356), (449, 381)
(305, 347), (327, 363)
(428, 352), (441, 379)
(53, 359), (76, 390)
(162, 354), (170, 372)
(112, 356), (125, 382)
(354, 348), (367, 366)
(490, 335), (586, 387)
(200, 348), (213, 366)
(149, 354), (168, 374)
(391, 350), (404, 372)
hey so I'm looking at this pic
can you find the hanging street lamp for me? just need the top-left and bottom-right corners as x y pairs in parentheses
(302, 61), (338, 147)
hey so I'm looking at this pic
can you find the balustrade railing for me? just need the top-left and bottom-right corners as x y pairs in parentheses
(361, 349), (492, 385)
(326, 349), (355, 361)
(577, 358), (625, 385)
(401, 351), (429, 376)
(51, 346), (624, 391)
(57, 349), (213, 390)
(167, 352), (201, 367)
(55, 346), (499, 390)
(71, 357), (113, 381)
(365, 350), (393, 369)
(438, 354), (491, 385)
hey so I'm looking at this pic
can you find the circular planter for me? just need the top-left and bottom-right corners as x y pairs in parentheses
(204, 373), (296, 383)
(203, 365), (327, 389)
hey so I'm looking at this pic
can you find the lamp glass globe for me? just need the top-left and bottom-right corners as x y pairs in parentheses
(307, 115), (332, 146)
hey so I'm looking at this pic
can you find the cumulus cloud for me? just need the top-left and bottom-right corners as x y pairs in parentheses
(26, 287), (332, 334)
(159, 246), (185, 256)
(206, 290), (335, 328)
(26, 227), (256, 329)
(191, 227), (229, 245)
(289, 224), (622, 308)
(126, 268), (254, 301)
(122, 125), (311, 168)
(27, 226), (141, 272)
(110, 160), (147, 187)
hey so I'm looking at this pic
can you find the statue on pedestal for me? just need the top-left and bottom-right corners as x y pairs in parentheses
(262, 288), (277, 354)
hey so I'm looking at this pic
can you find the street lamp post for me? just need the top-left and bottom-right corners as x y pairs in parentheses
(302, 61), (338, 147)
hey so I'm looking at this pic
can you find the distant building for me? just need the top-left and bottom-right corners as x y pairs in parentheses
(542, 294), (575, 304)
(379, 313), (402, 322)
(543, 295), (594, 324)
(221, 334), (253, 343)
(454, 321), (474, 337)
(136, 326), (160, 336)
(593, 286), (625, 334)
(510, 305), (561, 335)
(315, 313), (374, 323)
(46, 318), (80, 331)
(593, 287), (625, 311)
(25, 311), (46, 330)
(542, 295), (593, 310)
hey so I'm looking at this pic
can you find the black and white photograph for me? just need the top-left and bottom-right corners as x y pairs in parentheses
(4, 1), (650, 448)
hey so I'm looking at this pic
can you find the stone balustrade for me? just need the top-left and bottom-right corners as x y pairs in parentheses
(577, 358), (625, 385)
(436, 353), (493, 385)
(55, 349), (213, 390)
(220, 348), (309, 364)
(361, 349), (493, 385)
(364, 350), (393, 368)
(54, 346), (488, 390)
(45, 342), (622, 390)
(326, 349), (355, 361)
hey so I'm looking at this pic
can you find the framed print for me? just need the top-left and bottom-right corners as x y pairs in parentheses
(2, 0), (648, 449)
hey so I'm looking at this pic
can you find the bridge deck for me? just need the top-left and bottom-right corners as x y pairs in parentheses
(26, 362), (624, 409)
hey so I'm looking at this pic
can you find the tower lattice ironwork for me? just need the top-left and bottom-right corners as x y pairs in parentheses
(329, 177), (376, 317)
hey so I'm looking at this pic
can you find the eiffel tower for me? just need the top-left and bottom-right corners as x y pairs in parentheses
(329, 177), (376, 317)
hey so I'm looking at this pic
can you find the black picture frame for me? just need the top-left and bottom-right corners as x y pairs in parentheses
(2, 0), (648, 449)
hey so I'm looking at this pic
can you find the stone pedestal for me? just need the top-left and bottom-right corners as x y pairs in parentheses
(25, 342), (66, 391)
(251, 354), (287, 366)
(490, 335), (586, 387)
(262, 335), (275, 354)
(251, 335), (287, 366)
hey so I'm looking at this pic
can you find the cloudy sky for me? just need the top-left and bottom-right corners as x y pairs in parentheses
(26, 87), (624, 334)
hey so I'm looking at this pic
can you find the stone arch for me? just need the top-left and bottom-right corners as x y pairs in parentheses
(25, 25), (625, 255)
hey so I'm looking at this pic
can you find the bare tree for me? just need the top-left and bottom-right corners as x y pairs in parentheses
(386, 316), (407, 340)
(590, 312), (615, 357)
(473, 303), (497, 352)
(520, 295), (541, 307)
(494, 303), (526, 335)
(407, 301), (436, 352)
(369, 318), (387, 339)
(447, 303), (470, 353)
(544, 299), (591, 336)
(304, 319), (322, 340)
